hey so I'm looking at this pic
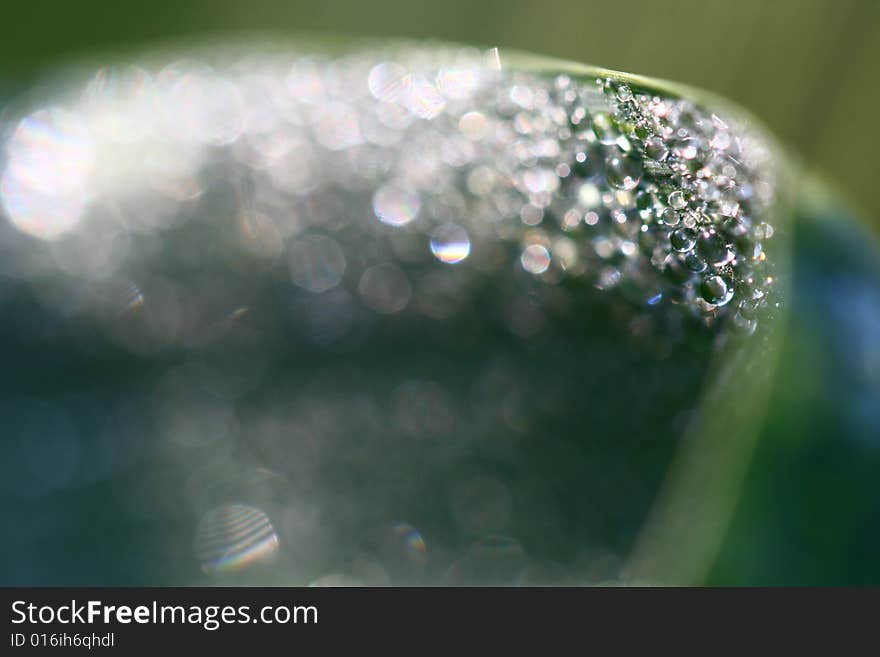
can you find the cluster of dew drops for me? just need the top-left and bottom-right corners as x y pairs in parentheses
(0, 45), (779, 341)
(497, 71), (780, 337)
(596, 78), (778, 335)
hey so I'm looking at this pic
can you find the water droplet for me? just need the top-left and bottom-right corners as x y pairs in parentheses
(520, 244), (551, 274)
(670, 227), (697, 252)
(367, 61), (408, 102)
(668, 190), (687, 210)
(605, 155), (641, 191)
(520, 203), (543, 225)
(681, 211), (698, 229)
(402, 76), (446, 119)
(685, 252), (707, 272)
(458, 111), (489, 140)
(615, 85), (633, 103)
(644, 136), (669, 161)
(696, 232), (735, 267)
(578, 183), (601, 208)
(429, 223), (471, 264)
(195, 504), (279, 574)
(660, 207), (680, 226)
(719, 200), (740, 217)
(372, 183), (420, 226)
(1, 108), (95, 240)
(700, 275), (734, 306)
(591, 112), (619, 145)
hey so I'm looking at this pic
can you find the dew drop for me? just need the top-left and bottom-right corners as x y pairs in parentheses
(195, 504), (279, 574)
(591, 113), (619, 145)
(578, 183), (601, 208)
(368, 61), (408, 102)
(644, 136), (669, 161)
(429, 223), (471, 264)
(605, 155), (641, 191)
(668, 190), (687, 210)
(685, 252), (707, 273)
(615, 85), (633, 103)
(372, 183), (420, 226)
(670, 227), (697, 252)
(696, 232), (735, 267)
(458, 111), (489, 140)
(660, 207), (680, 226)
(700, 275), (734, 306)
(520, 244), (551, 274)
